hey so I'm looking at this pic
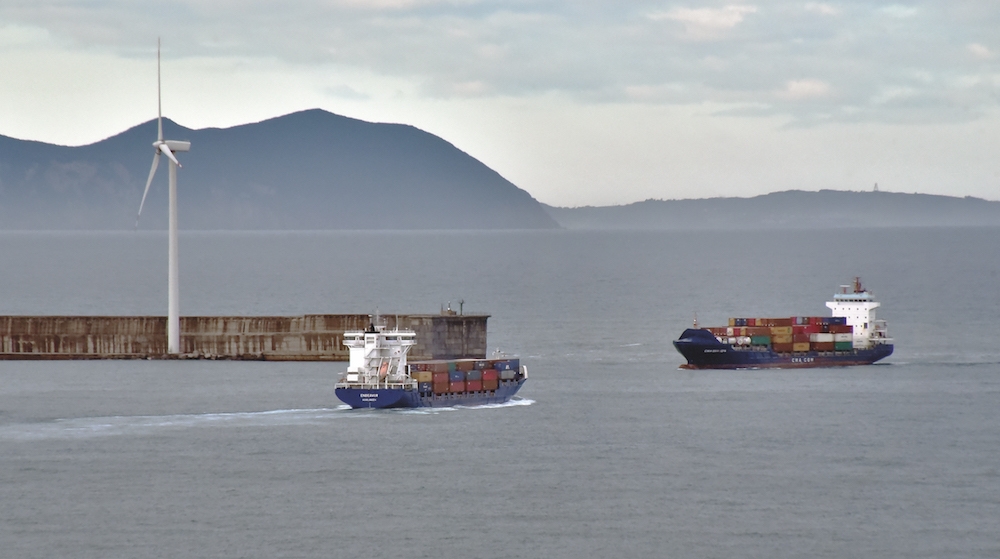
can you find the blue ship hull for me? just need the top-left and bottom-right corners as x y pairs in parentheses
(336, 379), (526, 409)
(673, 328), (893, 369)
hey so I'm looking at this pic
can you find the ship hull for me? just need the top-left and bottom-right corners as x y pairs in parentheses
(673, 328), (893, 370)
(336, 379), (526, 409)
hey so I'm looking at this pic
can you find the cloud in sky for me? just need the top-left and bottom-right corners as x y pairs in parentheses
(3, 1), (993, 124)
(778, 79), (832, 100)
(967, 43), (993, 60)
(804, 3), (839, 17)
(1, 1), (999, 204)
(648, 4), (758, 40)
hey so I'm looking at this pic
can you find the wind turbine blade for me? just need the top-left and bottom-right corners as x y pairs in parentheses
(157, 38), (163, 141)
(159, 143), (181, 167)
(136, 153), (160, 228)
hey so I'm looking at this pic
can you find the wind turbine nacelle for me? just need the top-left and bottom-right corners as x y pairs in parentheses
(164, 140), (191, 152)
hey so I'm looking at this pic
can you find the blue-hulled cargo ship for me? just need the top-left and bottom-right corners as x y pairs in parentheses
(335, 320), (526, 409)
(673, 278), (893, 369)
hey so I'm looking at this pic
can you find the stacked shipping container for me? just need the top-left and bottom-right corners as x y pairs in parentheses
(707, 316), (853, 353)
(409, 358), (521, 395)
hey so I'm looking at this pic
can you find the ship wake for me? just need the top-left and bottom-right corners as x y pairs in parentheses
(0, 407), (352, 442)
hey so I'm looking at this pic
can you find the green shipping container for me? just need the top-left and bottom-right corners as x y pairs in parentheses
(834, 341), (853, 351)
(750, 335), (771, 345)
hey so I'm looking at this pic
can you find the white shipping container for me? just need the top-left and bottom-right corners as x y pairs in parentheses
(810, 333), (835, 343)
(833, 333), (852, 342)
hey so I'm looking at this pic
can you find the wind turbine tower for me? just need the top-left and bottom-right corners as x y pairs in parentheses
(136, 39), (190, 355)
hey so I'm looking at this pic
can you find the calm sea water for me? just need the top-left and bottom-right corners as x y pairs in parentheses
(1, 228), (999, 558)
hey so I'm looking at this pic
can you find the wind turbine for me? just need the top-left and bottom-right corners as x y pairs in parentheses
(136, 39), (190, 355)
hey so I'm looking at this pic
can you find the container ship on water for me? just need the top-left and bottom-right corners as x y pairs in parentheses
(673, 278), (893, 369)
(335, 321), (526, 409)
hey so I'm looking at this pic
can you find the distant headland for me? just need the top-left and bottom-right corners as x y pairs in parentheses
(542, 190), (1000, 230)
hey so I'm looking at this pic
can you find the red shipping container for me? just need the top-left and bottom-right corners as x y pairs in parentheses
(772, 342), (794, 353)
(793, 333), (810, 343)
(449, 381), (465, 393)
(432, 382), (449, 394)
(809, 317), (822, 325)
(483, 379), (499, 391)
(481, 370), (498, 382)
(432, 372), (449, 384)
(811, 342), (835, 351)
(465, 379), (483, 392)
(429, 362), (450, 373)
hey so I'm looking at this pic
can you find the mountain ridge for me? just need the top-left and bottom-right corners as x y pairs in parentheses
(0, 109), (559, 230)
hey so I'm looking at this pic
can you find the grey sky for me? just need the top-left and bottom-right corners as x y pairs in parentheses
(2, 1), (998, 205)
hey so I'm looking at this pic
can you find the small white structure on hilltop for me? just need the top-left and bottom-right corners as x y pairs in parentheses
(826, 277), (892, 349)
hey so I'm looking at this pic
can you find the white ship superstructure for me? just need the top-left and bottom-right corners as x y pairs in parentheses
(825, 277), (892, 349)
(341, 320), (417, 388)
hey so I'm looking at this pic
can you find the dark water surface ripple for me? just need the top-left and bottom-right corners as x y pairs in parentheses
(1, 229), (999, 558)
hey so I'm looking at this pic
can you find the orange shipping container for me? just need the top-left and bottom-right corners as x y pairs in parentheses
(428, 362), (450, 373)
(792, 342), (810, 352)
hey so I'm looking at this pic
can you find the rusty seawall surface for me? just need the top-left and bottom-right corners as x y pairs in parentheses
(0, 314), (488, 361)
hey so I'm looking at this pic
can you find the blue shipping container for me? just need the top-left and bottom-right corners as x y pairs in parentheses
(449, 370), (465, 382)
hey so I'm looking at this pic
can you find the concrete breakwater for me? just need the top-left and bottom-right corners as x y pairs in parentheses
(0, 314), (488, 361)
